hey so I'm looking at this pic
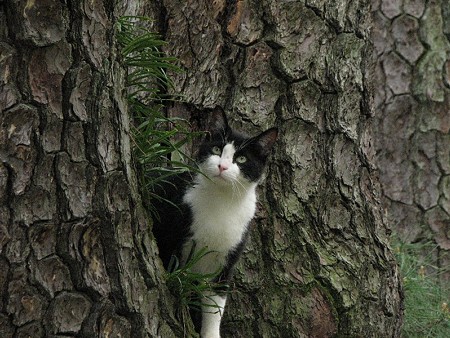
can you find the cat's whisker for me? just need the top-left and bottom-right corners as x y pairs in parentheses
(233, 178), (244, 194)
(230, 176), (248, 199)
(230, 179), (241, 199)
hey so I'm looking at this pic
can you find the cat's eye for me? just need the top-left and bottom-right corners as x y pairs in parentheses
(236, 155), (247, 164)
(212, 146), (221, 155)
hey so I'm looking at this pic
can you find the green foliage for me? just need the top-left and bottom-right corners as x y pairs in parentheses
(167, 245), (227, 307)
(116, 16), (198, 192)
(394, 239), (450, 338)
(117, 16), (177, 97)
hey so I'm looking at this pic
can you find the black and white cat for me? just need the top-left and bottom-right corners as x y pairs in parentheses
(151, 108), (277, 338)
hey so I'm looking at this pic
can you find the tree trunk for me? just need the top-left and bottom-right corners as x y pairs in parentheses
(0, 0), (405, 337)
(0, 1), (180, 337)
(150, 0), (403, 337)
(372, 0), (450, 282)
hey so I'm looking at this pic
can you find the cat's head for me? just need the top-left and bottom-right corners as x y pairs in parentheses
(197, 108), (278, 189)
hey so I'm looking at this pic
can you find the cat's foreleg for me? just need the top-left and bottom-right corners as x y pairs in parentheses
(200, 291), (226, 338)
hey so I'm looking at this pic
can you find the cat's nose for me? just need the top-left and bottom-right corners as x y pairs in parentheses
(218, 164), (228, 173)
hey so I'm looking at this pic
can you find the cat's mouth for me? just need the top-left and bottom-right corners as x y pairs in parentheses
(213, 173), (229, 182)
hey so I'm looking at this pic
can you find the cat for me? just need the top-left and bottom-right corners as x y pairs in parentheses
(151, 108), (277, 338)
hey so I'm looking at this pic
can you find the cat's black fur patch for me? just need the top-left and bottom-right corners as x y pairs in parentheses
(150, 171), (194, 268)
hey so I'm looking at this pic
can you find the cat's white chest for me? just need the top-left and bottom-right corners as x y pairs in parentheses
(182, 181), (257, 274)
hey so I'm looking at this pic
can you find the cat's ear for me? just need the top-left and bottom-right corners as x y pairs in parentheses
(253, 127), (278, 156)
(208, 106), (229, 134)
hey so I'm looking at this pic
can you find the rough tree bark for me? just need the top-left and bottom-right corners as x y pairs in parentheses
(0, 1), (181, 337)
(149, 0), (403, 337)
(372, 0), (450, 281)
(0, 1), (404, 338)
